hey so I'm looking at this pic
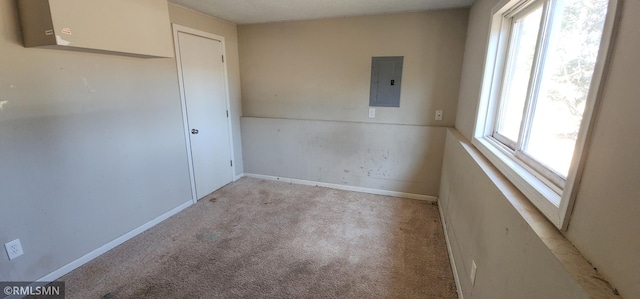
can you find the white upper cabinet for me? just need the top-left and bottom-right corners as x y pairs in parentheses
(17, 0), (174, 58)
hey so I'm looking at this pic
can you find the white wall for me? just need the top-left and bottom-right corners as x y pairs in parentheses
(440, 130), (592, 298)
(0, 2), (243, 281)
(445, 0), (640, 296)
(242, 117), (445, 196)
(238, 10), (469, 195)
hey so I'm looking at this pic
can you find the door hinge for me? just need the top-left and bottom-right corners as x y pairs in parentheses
(226, 110), (229, 117)
(230, 160), (233, 167)
(222, 55), (224, 63)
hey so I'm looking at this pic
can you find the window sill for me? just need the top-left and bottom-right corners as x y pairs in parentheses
(472, 136), (563, 228)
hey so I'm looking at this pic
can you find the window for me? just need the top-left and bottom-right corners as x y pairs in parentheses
(474, 0), (619, 229)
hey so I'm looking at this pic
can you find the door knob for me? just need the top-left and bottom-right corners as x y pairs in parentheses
(191, 129), (199, 134)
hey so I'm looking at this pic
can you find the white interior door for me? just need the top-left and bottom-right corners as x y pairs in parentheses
(177, 31), (233, 200)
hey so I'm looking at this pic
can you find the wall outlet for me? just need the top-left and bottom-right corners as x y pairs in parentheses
(369, 107), (376, 118)
(5, 239), (24, 260)
(470, 260), (478, 286)
(435, 110), (443, 121)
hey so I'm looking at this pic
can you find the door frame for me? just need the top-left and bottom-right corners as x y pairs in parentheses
(172, 24), (236, 204)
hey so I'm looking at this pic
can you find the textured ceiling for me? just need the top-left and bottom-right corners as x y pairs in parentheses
(168, 0), (475, 24)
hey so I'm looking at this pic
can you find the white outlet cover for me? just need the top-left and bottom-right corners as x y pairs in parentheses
(435, 110), (443, 121)
(368, 107), (376, 118)
(5, 239), (24, 260)
(470, 260), (478, 286)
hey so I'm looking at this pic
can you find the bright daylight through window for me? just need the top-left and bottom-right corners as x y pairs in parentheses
(474, 0), (617, 228)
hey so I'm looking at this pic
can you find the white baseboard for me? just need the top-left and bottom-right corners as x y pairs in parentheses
(234, 173), (245, 181)
(244, 173), (437, 202)
(438, 201), (464, 299)
(37, 200), (193, 282)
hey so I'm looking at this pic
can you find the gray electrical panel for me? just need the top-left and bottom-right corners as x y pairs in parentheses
(369, 56), (403, 107)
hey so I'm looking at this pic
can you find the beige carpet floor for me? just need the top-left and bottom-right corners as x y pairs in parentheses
(61, 178), (457, 298)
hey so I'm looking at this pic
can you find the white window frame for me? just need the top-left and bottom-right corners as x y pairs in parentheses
(472, 0), (620, 229)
